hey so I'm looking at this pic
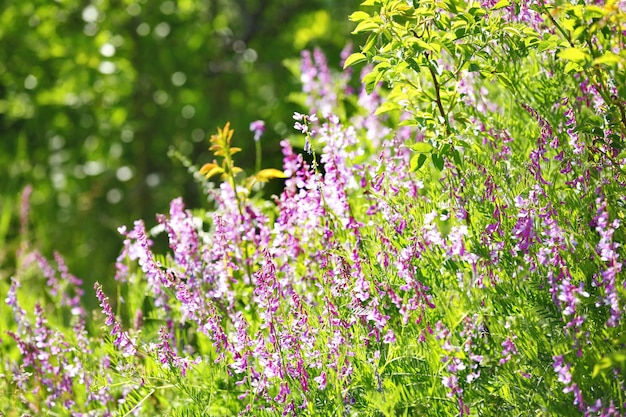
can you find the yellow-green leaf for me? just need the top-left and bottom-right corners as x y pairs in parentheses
(343, 53), (368, 69)
(592, 51), (622, 66)
(349, 11), (370, 22)
(374, 101), (400, 115)
(564, 60), (582, 74)
(352, 20), (379, 34)
(410, 153), (427, 171)
(411, 142), (434, 153)
(362, 34), (377, 54)
(255, 168), (289, 182)
(583, 5), (605, 19)
(492, 0), (510, 10)
(558, 47), (589, 63)
(199, 163), (224, 179)
(496, 72), (514, 89)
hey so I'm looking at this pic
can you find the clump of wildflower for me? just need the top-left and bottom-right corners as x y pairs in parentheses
(6, 277), (114, 413)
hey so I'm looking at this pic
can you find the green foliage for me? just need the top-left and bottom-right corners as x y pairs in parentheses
(341, 0), (626, 414)
(0, 0), (361, 297)
(1, 0), (626, 415)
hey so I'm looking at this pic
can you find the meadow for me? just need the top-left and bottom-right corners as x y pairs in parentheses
(1, 0), (625, 415)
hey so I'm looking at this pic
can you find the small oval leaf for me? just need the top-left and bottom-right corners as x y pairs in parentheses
(349, 11), (370, 22)
(343, 53), (368, 69)
(432, 153), (444, 171)
(411, 142), (434, 153)
(410, 153), (428, 171)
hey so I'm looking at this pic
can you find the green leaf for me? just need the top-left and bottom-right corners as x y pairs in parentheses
(349, 11), (370, 22)
(374, 100), (401, 115)
(497, 72), (514, 90)
(411, 142), (434, 153)
(558, 47), (589, 63)
(362, 34), (377, 54)
(492, 0), (510, 10)
(537, 39), (558, 53)
(410, 153), (428, 171)
(583, 5), (606, 19)
(432, 153), (444, 171)
(343, 52), (368, 69)
(363, 71), (379, 94)
(561, 18), (577, 32)
(434, 13), (451, 30)
(471, 7), (487, 17)
(593, 351), (626, 378)
(407, 57), (423, 73)
(564, 61), (582, 74)
(592, 51), (623, 66)
(468, 62), (480, 72)
(452, 148), (462, 166)
(353, 20), (380, 34)
(411, 38), (435, 52)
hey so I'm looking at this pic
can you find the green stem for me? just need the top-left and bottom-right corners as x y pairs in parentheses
(255, 139), (262, 174)
(224, 150), (253, 282)
(537, 0), (572, 47)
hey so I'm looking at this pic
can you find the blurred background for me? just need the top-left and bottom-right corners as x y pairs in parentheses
(0, 0), (361, 301)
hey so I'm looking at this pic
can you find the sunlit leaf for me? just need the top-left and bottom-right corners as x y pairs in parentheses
(492, 0), (510, 10)
(343, 53), (368, 69)
(349, 11), (370, 22)
(352, 20), (380, 34)
(199, 163), (224, 179)
(409, 153), (427, 171)
(374, 101), (400, 115)
(558, 47), (589, 63)
(254, 168), (289, 182)
(411, 142), (434, 153)
(592, 51), (622, 66)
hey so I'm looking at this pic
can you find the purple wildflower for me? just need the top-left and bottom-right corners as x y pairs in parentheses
(314, 371), (327, 390)
(6, 277), (26, 327)
(94, 282), (137, 357)
(499, 336), (519, 365)
(592, 197), (623, 327)
(249, 119), (265, 141)
(155, 327), (198, 377)
(293, 112), (318, 154)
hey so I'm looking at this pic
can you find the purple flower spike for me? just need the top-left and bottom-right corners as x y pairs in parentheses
(94, 282), (137, 357)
